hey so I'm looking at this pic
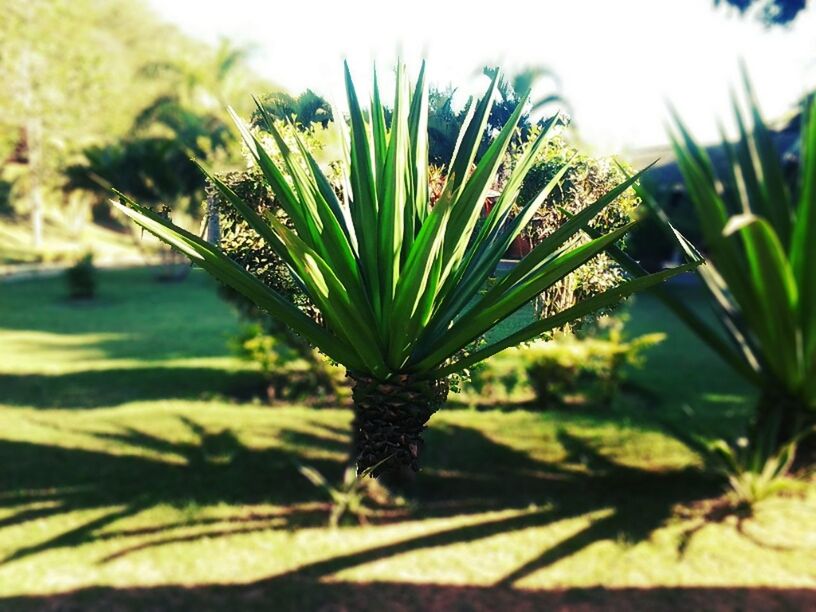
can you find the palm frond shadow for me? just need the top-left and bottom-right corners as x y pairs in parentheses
(0, 417), (340, 565)
(0, 416), (779, 582)
(0, 367), (267, 409)
(276, 424), (720, 586)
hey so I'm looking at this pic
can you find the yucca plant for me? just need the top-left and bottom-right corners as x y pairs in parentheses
(111, 63), (698, 475)
(297, 456), (406, 527)
(711, 436), (802, 505)
(636, 71), (816, 478)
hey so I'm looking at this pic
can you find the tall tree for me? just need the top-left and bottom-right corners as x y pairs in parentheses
(134, 39), (262, 242)
(1, 0), (104, 246)
(252, 89), (333, 130)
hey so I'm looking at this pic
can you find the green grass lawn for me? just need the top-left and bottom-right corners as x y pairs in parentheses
(0, 269), (814, 611)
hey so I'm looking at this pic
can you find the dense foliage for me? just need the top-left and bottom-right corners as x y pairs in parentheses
(0, 0), (270, 246)
(715, 0), (807, 24)
(214, 100), (638, 398)
(215, 121), (637, 391)
(466, 317), (664, 408)
(512, 133), (639, 319)
(116, 62), (698, 475)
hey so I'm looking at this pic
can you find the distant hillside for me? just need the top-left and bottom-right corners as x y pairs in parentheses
(0, 0), (278, 265)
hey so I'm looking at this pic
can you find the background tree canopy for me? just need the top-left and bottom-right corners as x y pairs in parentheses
(715, 0), (808, 24)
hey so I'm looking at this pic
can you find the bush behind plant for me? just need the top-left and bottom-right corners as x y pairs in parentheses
(211, 121), (341, 401)
(512, 132), (640, 322)
(465, 315), (664, 408)
(65, 253), (96, 300)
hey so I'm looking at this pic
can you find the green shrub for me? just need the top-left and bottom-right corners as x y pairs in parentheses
(513, 133), (640, 322)
(232, 323), (343, 401)
(463, 350), (527, 402)
(523, 325), (664, 408)
(211, 119), (343, 401)
(64, 253), (96, 300)
(466, 316), (664, 408)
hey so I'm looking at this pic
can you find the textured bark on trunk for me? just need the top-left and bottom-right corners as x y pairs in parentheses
(349, 373), (449, 477)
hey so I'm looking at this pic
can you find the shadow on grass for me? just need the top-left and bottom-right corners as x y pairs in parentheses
(446, 380), (750, 446)
(2, 581), (814, 611)
(0, 416), (722, 582)
(0, 367), (267, 408)
(4, 419), (809, 608)
(0, 417), (341, 564)
(270, 426), (720, 587)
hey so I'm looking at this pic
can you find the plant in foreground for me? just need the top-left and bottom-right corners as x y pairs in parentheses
(711, 435), (807, 506)
(612, 70), (816, 500)
(659, 74), (816, 473)
(112, 62), (697, 475)
(662, 412), (810, 507)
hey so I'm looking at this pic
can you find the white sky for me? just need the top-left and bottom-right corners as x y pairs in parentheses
(148, 0), (816, 155)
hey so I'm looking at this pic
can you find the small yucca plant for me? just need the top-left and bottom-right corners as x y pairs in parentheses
(711, 436), (803, 506)
(112, 63), (697, 475)
(297, 457), (405, 527)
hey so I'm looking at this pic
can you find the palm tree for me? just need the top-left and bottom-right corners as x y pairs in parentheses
(251, 89), (333, 130)
(112, 63), (698, 477)
(135, 39), (256, 242)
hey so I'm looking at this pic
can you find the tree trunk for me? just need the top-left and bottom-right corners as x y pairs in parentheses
(348, 373), (449, 478)
(205, 193), (220, 245)
(30, 185), (43, 249)
(753, 390), (815, 471)
(26, 117), (44, 250)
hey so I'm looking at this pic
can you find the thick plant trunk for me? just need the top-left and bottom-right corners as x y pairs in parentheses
(349, 373), (448, 477)
(753, 390), (815, 471)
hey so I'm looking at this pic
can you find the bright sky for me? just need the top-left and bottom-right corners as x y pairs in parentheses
(148, 0), (816, 155)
